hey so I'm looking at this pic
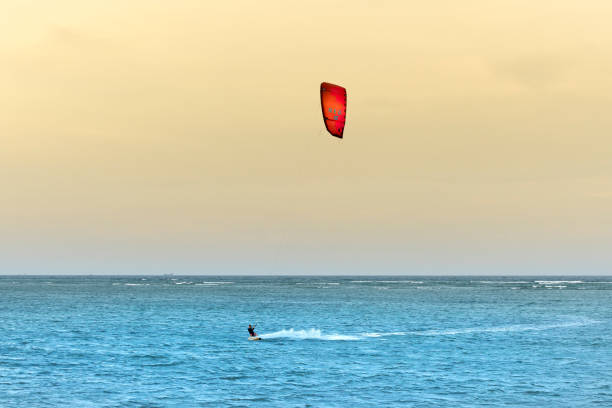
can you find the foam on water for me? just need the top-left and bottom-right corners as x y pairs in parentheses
(262, 319), (598, 342)
(362, 332), (406, 337)
(364, 319), (599, 338)
(475, 281), (531, 284)
(200, 281), (233, 284)
(376, 280), (424, 284)
(535, 280), (583, 284)
(194, 281), (233, 286)
(260, 328), (360, 341)
(418, 321), (597, 336)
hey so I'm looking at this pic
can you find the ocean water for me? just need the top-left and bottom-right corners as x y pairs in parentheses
(1, 276), (611, 407)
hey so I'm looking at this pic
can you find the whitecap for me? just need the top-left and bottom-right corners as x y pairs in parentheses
(200, 281), (233, 284)
(475, 281), (530, 284)
(535, 280), (583, 284)
(296, 282), (340, 286)
(376, 280), (423, 284)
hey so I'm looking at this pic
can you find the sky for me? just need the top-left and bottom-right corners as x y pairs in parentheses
(2, 0), (612, 275)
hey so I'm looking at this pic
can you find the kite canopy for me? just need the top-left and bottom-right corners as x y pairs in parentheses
(320, 82), (347, 138)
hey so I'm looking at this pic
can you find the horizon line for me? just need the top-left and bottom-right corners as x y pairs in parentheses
(1, 274), (610, 277)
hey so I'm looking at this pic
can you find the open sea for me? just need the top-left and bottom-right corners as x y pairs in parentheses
(1, 275), (611, 407)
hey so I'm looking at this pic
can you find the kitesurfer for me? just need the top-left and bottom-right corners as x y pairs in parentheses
(248, 324), (257, 337)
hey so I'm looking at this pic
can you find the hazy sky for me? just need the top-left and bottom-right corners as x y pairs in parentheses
(2, 1), (612, 274)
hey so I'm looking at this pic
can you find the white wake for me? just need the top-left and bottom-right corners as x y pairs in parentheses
(258, 319), (598, 342)
(363, 319), (600, 338)
(260, 328), (360, 341)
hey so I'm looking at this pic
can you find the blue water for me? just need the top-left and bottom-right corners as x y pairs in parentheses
(1, 276), (611, 407)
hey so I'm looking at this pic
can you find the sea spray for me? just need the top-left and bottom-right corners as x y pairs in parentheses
(260, 328), (360, 341)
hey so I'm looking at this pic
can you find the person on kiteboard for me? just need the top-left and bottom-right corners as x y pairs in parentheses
(248, 324), (257, 337)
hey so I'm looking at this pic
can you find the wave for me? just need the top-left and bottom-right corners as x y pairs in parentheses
(195, 282), (233, 286)
(260, 328), (360, 341)
(376, 280), (424, 284)
(474, 281), (530, 284)
(297, 282), (340, 285)
(200, 281), (233, 284)
(534, 280), (583, 284)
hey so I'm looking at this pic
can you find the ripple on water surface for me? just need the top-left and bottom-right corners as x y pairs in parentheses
(0, 275), (611, 407)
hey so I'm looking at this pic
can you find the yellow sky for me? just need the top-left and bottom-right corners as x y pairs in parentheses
(2, 1), (612, 274)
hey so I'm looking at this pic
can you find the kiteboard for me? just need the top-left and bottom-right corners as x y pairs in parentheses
(248, 336), (261, 341)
